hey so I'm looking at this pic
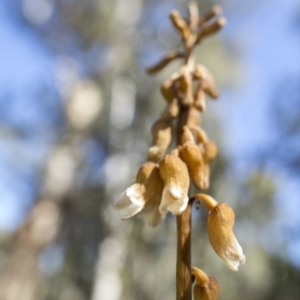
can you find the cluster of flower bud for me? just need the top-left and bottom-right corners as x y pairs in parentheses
(113, 2), (245, 281)
(160, 63), (218, 114)
(113, 121), (217, 222)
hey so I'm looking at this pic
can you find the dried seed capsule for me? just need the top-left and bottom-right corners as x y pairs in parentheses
(147, 118), (173, 162)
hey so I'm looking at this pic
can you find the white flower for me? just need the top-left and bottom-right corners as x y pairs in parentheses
(113, 162), (164, 224)
(158, 155), (190, 215)
(198, 194), (246, 271)
(207, 202), (245, 271)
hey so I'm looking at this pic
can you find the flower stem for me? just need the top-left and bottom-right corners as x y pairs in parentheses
(176, 106), (194, 300)
(176, 203), (192, 300)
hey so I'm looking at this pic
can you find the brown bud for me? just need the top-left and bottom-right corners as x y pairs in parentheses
(160, 74), (179, 103)
(196, 17), (226, 43)
(178, 65), (194, 106)
(170, 10), (190, 41)
(195, 65), (219, 99)
(188, 1), (200, 31)
(179, 141), (207, 190)
(159, 155), (190, 215)
(194, 81), (206, 112)
(181, 125), (195, 144)
(198, 5), (223, 25)
(161, 98), (179, 119)
(147, 118), (173, 162)
(192, 267), (220, 300)
(203, 141), (218, 162)
(190, 125), (208, 144)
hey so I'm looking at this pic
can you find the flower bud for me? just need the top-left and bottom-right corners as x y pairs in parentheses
(197, 141), (217, 189)
(170, 10), (190, 41)
(197, 17), (226, 42)
(178, 65), (194, 106)
(159, 155), (190, 215)
(160, 72), (180, 103)
(198, 194), (246, 271)
(194, 65), (219, 99)
(179, 141), (208, 190)
(181, 125), (195, 144)
(162, 98), (179, 119)
(202, 140), (218, 162)
(113, 162), (164, 221)
(192, 267), (220, 300)
(186, 107), (201, 127)
(147, 118), (173, 162)
(194, 82), (206, 112)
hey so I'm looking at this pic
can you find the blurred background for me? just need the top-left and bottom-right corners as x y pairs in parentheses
(0, 0), (300, 299)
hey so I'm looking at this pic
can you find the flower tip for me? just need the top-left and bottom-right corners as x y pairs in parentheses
(212, 4), (222, 14)
(218, 17), (227, 27)
(192, 267), (209, 285)
(113, 187), (145, 220)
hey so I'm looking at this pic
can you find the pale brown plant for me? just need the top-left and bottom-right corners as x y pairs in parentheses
(113, 3), (245, 300)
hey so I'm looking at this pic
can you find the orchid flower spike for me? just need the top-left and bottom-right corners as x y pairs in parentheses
(113, 162), (164, 224)
(192, 267), (220, 300)
(197, 193), (246, 271)
(159, 154), (190, 215)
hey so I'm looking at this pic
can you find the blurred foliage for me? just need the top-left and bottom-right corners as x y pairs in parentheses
(0, 0), (300, 300)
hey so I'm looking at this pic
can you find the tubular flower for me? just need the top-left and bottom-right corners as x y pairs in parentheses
(158, 154), (190, 215)
(113, 162), (164, 223)
(199, 194), (246, 271)
(192, 267), (220, 300)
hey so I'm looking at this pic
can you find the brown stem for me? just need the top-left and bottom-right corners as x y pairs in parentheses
(176, 203), (192, 300)
(176, 106), (194, 300)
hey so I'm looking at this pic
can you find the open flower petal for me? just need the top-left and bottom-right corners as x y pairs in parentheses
(113, 162), (164, 223)
(113, 185), (146, 220)
(159, 184), (189, 215)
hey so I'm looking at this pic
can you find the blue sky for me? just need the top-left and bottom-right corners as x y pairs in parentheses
(0, 0), (57, 230)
